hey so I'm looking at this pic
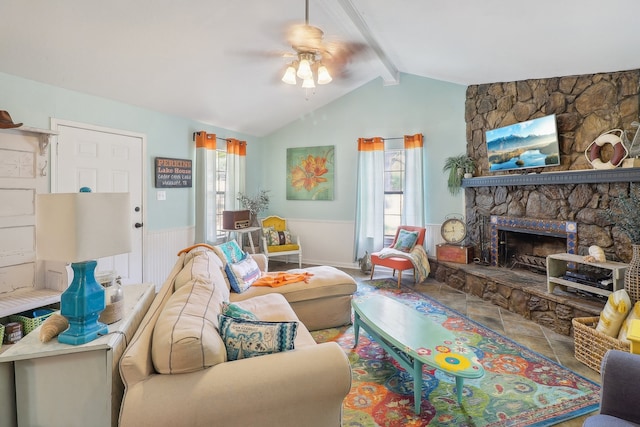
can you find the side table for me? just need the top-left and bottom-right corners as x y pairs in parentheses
(223, 226), (261, 254)
(0, 283), (155, 427)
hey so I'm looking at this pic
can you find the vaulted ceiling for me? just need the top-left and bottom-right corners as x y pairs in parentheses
(1, 0), (639, 136)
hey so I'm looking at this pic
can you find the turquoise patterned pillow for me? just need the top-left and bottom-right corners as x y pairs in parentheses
(225, 256), (261, 293)
(215, 240), (245, 264)
(393, 229), (419, 252)
(218, 315), (298, 360)
(221, 302), (258, 320)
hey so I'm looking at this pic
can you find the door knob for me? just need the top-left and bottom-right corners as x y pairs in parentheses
(134, 222), (143, 228)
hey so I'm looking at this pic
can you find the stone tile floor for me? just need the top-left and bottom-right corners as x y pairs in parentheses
(270, 261), (601, 426)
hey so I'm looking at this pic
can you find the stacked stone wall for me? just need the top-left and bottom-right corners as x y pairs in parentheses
(464, 70), (640, 263)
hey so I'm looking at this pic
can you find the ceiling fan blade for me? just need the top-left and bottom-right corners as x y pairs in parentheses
(286, 24), (325, 52)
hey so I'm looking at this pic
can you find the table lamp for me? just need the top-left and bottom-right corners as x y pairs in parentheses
(36, 188), (131, 345)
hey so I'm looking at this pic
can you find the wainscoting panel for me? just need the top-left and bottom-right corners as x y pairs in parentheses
(144, 226), (194, 290)
(284, 220), (444, 269)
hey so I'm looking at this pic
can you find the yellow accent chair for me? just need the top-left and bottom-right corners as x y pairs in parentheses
(260, 215), (302, 268)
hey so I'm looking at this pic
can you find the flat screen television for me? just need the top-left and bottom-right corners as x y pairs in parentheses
(485, 114), (560, 172)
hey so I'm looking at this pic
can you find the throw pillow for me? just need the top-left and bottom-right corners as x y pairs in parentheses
(263, 227), (292, 246)
(596, 288), (632, 337)
(618, 301), (640, 343)
(222, 301), (258, 320)
(213, 240), (245, 265)
(393, 229), (420, 252)
(225, 255), (261, 293)
(218, 315), (298, 361)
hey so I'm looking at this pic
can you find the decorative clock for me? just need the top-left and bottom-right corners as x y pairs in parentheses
(440, 217), (467, 244)
(437, 215), (474, 264)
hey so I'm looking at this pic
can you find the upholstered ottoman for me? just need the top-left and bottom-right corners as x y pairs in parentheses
(229, 265), (358, 331)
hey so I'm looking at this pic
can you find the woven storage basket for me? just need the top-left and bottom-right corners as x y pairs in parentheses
(572, 316), (630, 373)
(10, 309), (55, 335)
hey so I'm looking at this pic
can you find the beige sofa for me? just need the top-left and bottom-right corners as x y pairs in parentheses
(119, 246), (356, 427)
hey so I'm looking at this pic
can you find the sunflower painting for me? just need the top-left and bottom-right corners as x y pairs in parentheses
(286, 145), (334, 200)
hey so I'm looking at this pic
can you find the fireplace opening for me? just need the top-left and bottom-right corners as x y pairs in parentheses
(498, 230), (568, 272)
(490, 216), (577, 269)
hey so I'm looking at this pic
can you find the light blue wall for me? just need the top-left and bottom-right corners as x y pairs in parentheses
(0, 72), (258, 231)
(1, 71), (466, 233)
(258, 73), (467, 223)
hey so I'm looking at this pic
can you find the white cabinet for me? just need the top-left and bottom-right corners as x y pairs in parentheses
(547, 253), (627, 298)
(0, 283), (154, 427)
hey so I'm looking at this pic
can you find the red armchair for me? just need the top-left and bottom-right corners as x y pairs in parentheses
(370, 225), (426, 288)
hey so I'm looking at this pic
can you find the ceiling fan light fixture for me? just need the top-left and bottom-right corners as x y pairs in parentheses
(317, 64), (332, 84)
(282, 65), (297, 85)
(296, 55), (313, 80)
(302, 77), (315, 89)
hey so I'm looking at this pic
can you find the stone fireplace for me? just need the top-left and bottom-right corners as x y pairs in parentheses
(489, 215), (577, 269)
(428, 69), (640, 335)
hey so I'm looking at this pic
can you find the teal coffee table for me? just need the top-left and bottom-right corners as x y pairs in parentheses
(352, 295), (484, 414)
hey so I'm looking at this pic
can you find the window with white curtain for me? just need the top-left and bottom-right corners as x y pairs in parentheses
(383, 148), (405, 244)
(214, 150), (227, 241)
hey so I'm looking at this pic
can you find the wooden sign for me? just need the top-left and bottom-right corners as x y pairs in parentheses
(155, 157), (192, 188)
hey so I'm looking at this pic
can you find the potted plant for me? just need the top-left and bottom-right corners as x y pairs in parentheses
(443, 154), (475, 195)
(237, 189), (270, 249)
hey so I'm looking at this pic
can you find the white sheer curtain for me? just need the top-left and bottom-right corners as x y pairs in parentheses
(403, 134), (425, 227)
(353, 137), (385, 261)
(224, 138), (246, 210)
(194, 131), (217, 244)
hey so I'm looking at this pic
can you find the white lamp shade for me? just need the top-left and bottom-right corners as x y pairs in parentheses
(36, 192), (132, 263)
(317, 65), (332, 84)
(281, 65), (297, 85)
(296, 58), (313, 80)
(302, 78), (316, 88)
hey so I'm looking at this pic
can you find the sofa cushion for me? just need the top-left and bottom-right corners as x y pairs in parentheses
(152, 277), (227, 374)
(225, 255), (261, 293)
(218, 314), (298, 361)
(230, 265), (357, 304)
(176, 247), (231, 295)
(232, 293), (318, 347)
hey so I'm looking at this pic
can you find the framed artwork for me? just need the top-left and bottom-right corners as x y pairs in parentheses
(286, 145), (334, 200)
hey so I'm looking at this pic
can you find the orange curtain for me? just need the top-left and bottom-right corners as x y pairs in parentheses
(404, 133), (423, 149)
(195, 131), (217, 244)
(226, 138), (246, 156)
(357, 137), (384, 152)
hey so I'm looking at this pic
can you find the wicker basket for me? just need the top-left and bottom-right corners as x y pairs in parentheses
(572, 316), (630, 373)
(10, 309), (55, 335)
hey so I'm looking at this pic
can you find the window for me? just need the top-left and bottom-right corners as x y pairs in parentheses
(214, 150), (227, 241)
(384, 148), (404, 244)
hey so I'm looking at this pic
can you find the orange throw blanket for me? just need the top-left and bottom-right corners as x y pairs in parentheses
(252, 272), (314, 288)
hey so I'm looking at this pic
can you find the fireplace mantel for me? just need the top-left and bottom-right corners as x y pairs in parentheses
(462, 167), (640, 187)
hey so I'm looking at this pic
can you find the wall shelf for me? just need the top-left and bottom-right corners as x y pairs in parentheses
(462, 167), (640, 187)
(0, 126), (58, 155)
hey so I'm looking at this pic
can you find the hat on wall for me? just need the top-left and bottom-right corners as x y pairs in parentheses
(0, 110), (23, 129)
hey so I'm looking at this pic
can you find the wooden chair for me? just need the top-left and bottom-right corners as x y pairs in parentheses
(370, 225), (426, 288)
(260, 215), (302, 268)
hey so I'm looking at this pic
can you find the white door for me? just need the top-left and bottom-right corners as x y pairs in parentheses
(51, 120), (144, 284)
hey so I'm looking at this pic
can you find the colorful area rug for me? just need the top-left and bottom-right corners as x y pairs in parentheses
(311, 279), (600, 427)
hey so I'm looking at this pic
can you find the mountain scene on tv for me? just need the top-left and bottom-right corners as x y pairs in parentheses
(486, 115), (560, 171)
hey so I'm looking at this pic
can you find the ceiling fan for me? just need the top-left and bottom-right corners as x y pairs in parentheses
(280, 0), (366, 88)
